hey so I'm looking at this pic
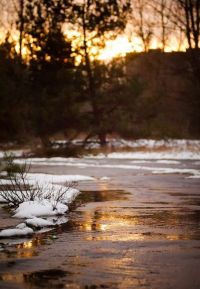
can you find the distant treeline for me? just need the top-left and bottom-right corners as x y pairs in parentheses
(0, 41), (200, 146)
(0, 37), (142, 146)
(0, 0), (200, 146)
(126, 50), (200, 139)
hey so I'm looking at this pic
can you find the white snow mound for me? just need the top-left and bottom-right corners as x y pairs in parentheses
(14, 200), (68, 218)
(0, 223), (33, 237)
(26, 217), (54, 227)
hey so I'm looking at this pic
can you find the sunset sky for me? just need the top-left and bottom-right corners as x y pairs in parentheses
(0, 0), (189, 61)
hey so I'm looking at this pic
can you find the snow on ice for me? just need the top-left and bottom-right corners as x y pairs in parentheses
(0, 223), (33, 237)
(0, 171), (95, 237)
(14, 200), (68, 219)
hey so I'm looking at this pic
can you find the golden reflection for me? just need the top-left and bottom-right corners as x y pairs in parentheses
(76, 198), (162, 241)
(16, 240), (35, 258)
(15, 236), (45, 258)
(119, 278), (143, 288)
(16, 236), (45, 249)
(78, 222), (108, 232)
(100, 224), (108, 231)
(88, 254), (147, 288)
(0, 273), (24, 283)
(166, 234), (182, 241)
(65, 284), (81, 289)
(98, 181), (110, 192)
(85, 233), (145, 242)
(17, 240), (33, 249)
(16, 249), (35, 258)
(79, 223), (93, 231)
(77, 207), (141, 243)
(78, 213), (139, 231)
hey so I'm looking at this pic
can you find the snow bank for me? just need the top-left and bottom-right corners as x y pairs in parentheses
(13, 158), (200, 178)
(14, 200), (68, 218)
(68, 138), (200, 150)
(152, 167), (200, 177)
(0, 150), (29, 158)
(0, 223), (33, 237)
(88, 151), (200, 160)
(112, 139), (200, 149)
(0, 194), (8, 202)
(26, 217), (54, 227)
(26, 173), (95, 184)
(100, 176), (110, 181)
(155, 160), (181, 164)
(0, 171), (86, 238)
(188, 175), (200, 179)
(131, 160), (181, 164)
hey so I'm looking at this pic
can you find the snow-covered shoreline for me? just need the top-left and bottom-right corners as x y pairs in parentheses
(13, 156), (200, 178)
(1, 138), (200, 159)
(1, 138), (200, 238)
(0, 173), (96, 238)
(56, 138), (200, 150)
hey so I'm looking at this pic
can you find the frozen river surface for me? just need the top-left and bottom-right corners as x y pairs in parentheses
(0, 153), (200, 289)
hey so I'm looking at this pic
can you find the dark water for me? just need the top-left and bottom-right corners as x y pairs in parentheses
(0, 159), (200, 289)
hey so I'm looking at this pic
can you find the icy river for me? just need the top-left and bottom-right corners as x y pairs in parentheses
(0, 146), (200, 289)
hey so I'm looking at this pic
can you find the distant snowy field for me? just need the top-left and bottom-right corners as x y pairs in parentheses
(58, 138), (200, 150)
(11, 138), (200, 179)
(1, 139), (200, 158)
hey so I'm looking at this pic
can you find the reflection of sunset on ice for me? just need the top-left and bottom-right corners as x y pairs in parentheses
(0, 152), (200, 288)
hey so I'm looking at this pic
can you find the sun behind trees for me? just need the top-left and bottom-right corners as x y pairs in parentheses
(0, 0), (200, 149)
(0, 0), (139, 147)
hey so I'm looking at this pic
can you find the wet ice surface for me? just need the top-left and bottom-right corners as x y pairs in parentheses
(0, 156), (200, 289)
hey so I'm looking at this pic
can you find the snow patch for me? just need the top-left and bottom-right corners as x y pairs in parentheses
(14, 200), (68, 219)
(26, 217), (54, 228)
(26, 173), (95, 183)
(0, 172), (83, 237)
(100, 176), (110, 181)
(99, 151), (200, 160)
(155, 160), (180, 164)
(0, 223), (33, 237)
(0, 150), (28, 158)
(130, 160), (152, 164)
(152, 167), (200, 177)
(187, 175), (200, 179)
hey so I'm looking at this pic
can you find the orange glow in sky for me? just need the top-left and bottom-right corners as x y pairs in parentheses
(0, 29), (188, 62)
(98, 35), (187, 60)
(98, 36), (134, 60)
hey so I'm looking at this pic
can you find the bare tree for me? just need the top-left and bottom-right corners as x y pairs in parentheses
(170, 0), (200, 49)
(131, 0), (154, 52)
(0, 0), (5, 28)
(0, 0), (15, 34)
(17, 0), (25, 61)
(150, 0), (174, 51)
(0, 0), (25, 60)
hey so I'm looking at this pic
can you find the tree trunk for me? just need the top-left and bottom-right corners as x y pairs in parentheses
(18, 0), (25, 62)
(82, 5), (106, 146)
(98, 132), (107, 147)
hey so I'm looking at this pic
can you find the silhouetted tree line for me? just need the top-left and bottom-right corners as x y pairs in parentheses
(1, 0), (141, 146)
(0, 0), (200, 147)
